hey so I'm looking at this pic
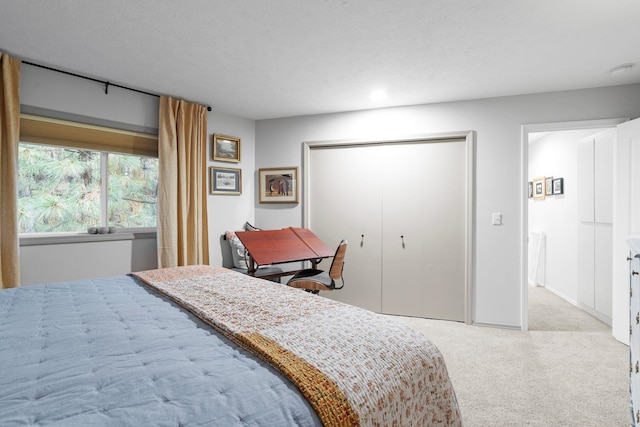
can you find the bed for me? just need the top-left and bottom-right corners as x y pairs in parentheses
(0, 265), (461, 426)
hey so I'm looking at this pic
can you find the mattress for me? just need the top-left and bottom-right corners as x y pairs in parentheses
(0, 275), (320, 426)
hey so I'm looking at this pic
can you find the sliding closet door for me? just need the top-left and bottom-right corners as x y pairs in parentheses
(306, 135), (472, 322)
(381, 140), (467, 321)
(307, 144), (383, 312)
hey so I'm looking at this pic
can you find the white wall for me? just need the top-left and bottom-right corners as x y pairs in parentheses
(20, 64), (160, 132)
(255, 85), (640, 328)
(206, 111), (257, 267)
(20, 236), (134, 285)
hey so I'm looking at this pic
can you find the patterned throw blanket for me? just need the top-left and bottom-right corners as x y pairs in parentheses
(132, 265), (462, 427)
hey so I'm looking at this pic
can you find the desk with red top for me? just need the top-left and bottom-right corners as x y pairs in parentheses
(235, 227), (335, 280)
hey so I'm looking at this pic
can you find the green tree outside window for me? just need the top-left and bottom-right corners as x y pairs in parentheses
(18, 143), (157, 233)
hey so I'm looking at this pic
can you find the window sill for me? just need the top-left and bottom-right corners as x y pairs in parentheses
(19, 229), (156, 247)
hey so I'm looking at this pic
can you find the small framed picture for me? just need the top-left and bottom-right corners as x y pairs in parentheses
(545, 176), (553, 196)
(532, 176), (545, 200)
(553, 177), (564, 195)
(259, 167), (299, 203)
(528, 181), (533, 199)
(210, 167), (241, 195)
(213, 134), (241, 163)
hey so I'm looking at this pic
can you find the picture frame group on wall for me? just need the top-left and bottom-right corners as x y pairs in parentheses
(258, 167), (299, 203)
(210, 166), (241, 195)
(213, 134), (241, 163)
(529, 176), (565, 199)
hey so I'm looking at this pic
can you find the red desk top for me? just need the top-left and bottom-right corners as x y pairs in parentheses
(235, 227), (334, 266)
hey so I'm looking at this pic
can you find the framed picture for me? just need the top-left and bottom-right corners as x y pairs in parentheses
(259, 167), (299, 203)
(532, 176), (545, 200)
(528, 181), (533, 199)
(553, 177), (564, 195)
(545, 176), (553, 196)
(210, 166), (241, 195)
(213, 134), (241, 163)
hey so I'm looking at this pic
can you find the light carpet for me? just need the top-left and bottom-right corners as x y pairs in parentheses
(392, 286), (629, 426)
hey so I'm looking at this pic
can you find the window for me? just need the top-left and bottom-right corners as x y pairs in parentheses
(18, 115), (158, 233)
(107, 152), (158, 228)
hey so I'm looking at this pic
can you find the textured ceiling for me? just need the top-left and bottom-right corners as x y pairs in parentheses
(1, 0), (639, 120)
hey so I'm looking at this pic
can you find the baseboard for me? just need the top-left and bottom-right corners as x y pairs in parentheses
(576, 302), (612, 326)
(542, 286), (578, 306)
(472, 321), (521, 330)
(541, 286), (612, 326)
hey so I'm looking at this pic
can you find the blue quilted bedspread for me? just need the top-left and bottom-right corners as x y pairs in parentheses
(0, 275), (321, 426)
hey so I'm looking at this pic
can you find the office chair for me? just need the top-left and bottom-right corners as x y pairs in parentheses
(286, 239), (347, 294)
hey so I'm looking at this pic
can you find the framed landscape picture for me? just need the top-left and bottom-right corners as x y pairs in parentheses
(210, 167), (241, 195)
(213, 134), (241, 163)
(259, 167), (299, 203)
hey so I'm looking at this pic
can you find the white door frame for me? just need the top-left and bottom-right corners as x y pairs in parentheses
(520, 118), (628, 331)
(303, 130), (475, 324)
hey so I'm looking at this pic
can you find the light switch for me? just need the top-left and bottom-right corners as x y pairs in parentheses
(492, 213), (502, 226)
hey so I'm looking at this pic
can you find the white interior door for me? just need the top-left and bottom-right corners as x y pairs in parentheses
(613, 117), (640, 343)
(380, 140), (467, 321)
(307, 144), (383, 312)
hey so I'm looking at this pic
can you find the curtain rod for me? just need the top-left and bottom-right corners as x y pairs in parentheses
(23, 60), (212, 111)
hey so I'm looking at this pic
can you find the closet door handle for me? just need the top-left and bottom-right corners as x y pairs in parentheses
(360, 234), (364, 247)
(401, 235), (405, 249)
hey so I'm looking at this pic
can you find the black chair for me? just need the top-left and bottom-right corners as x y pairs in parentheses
(286, 239), (347, 294)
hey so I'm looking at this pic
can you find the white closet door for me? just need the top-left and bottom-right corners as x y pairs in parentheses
(380, 140), (467, 321)
(594, 224), (613, 320)
(308, 144), (383, 312)
(593, 131), (614, 322)
(594, 131), (614, 224)
(577, 140), (594, 223)
(576, 131), (614, 323)
(577, 223), (595, 309)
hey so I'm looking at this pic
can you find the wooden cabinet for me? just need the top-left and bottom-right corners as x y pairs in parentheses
(306, 135), (472, 322)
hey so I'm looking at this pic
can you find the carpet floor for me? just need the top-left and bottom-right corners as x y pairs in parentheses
(392, 286), (629, 426)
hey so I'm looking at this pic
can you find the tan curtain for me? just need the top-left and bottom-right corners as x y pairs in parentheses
(157, 96), (209, 267)
(0, 53), (21, 289)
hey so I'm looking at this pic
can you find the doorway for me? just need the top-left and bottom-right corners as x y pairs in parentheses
(521, 119), (626, 331)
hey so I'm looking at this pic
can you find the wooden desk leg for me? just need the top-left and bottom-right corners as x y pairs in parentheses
(247, 256), (257, 276)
